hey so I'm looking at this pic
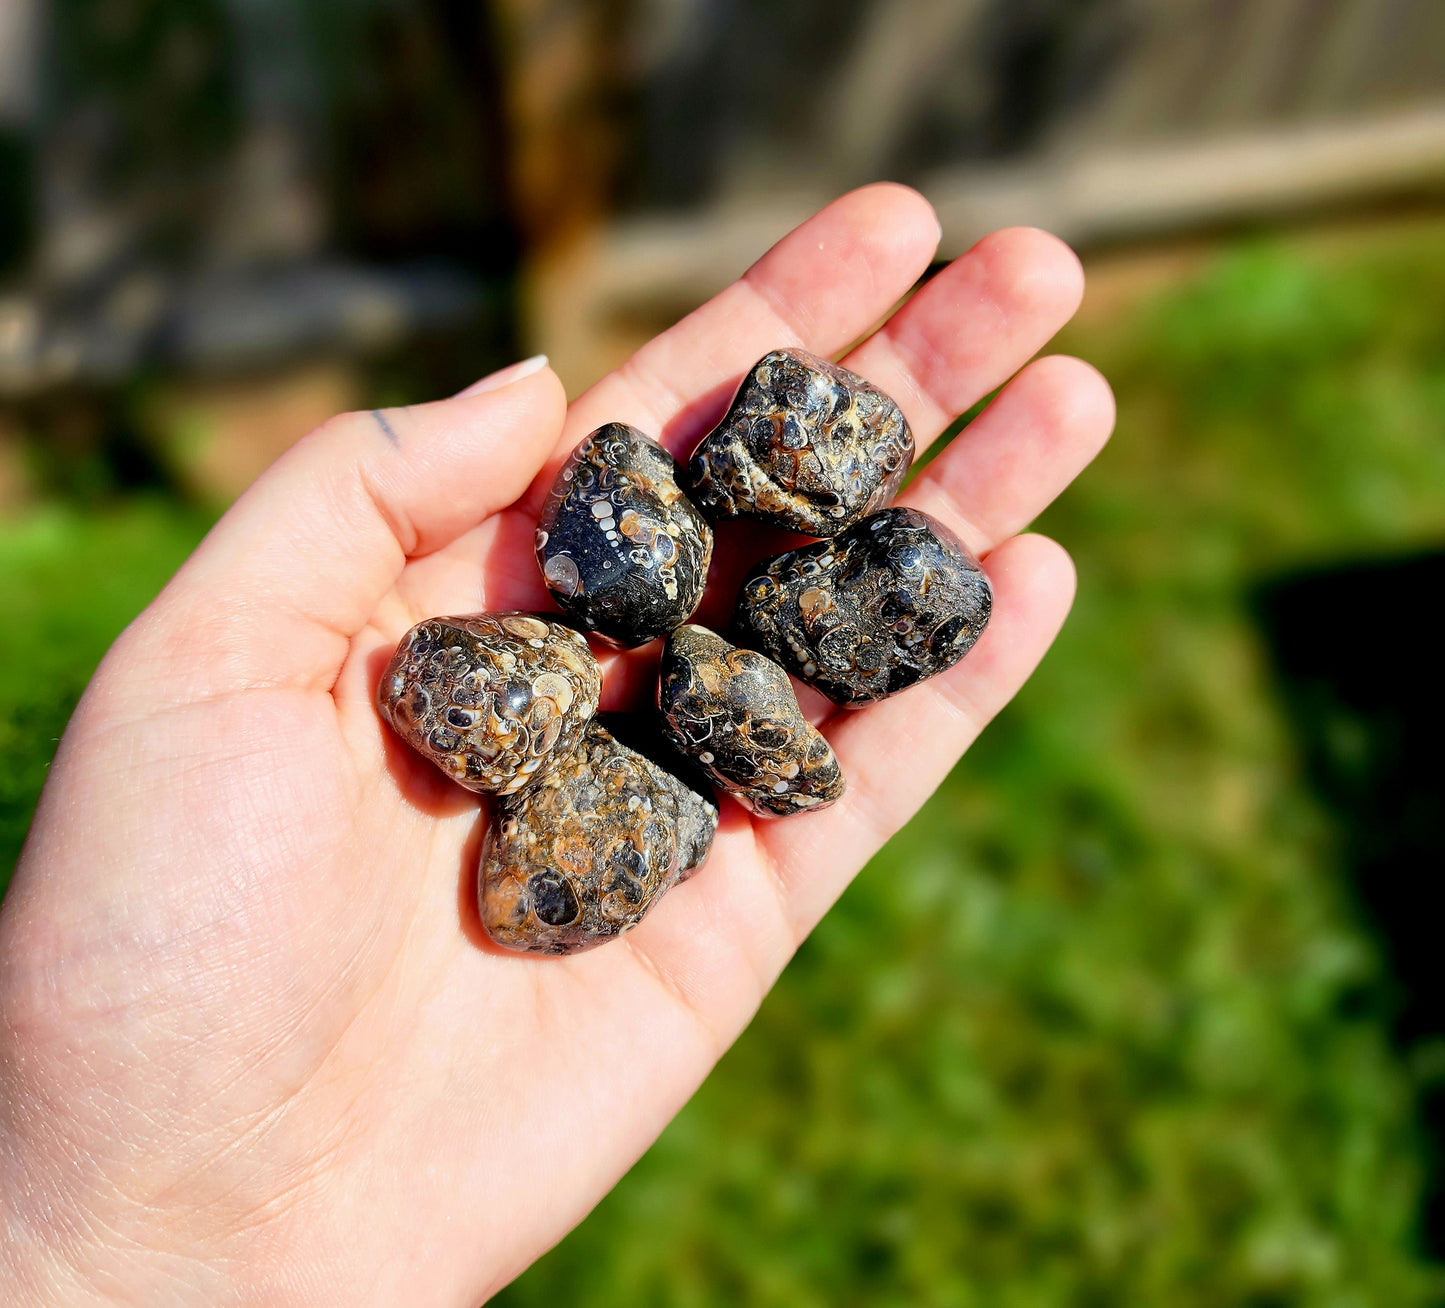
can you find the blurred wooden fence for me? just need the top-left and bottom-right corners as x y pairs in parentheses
(501, 0), (1445, 389)
(4, 0), (1444, 399)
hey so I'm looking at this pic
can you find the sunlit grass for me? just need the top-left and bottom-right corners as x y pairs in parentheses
(0, 501), (209, 880)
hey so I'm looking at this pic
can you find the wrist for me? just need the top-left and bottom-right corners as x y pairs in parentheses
(0, 1153), (95, 1306)
(0, 1011), (206, 1305)
(0, 1138), (217, 1307)
(0, 1094), (113, 1305)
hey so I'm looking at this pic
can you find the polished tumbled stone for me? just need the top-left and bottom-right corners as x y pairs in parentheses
(378, 613), (601, 795)
(536, 422), (713, 647)
(658, 623), (844, 818)
(734, 507), (991, 706)
(480, 719), (719, 955)
(685, 349), (913, 536)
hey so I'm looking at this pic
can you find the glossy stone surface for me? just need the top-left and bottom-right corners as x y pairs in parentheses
(480, 719), (719, 954)
(378, 613), (601, 795)
(734, 507), (991, 706)
(685, 349), (913, 536)
(536, 422), (713, 647)
(658, 624), (844, 818)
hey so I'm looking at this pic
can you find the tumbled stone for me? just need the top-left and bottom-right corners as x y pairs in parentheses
(378, 613), (601, 795)
(480, 719), (719, 954)
(734, 507), (991, 706)
(536, 422), (714, 647)
(657, 624), (844, 818)
(598, 712), (721, 866)
(685, 349), (913, 536)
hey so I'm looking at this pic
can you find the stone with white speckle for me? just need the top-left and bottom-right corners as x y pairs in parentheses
(536, 423), (713, 648)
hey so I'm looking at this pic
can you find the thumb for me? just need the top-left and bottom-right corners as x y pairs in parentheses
(123, 358), (567, 704)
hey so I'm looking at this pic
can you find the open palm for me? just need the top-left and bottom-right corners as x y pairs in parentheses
(0, 187), (1113, 1305)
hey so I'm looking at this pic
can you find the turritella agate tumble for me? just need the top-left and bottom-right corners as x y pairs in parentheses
(686, 349), (913, 535)
(536, 423), (713, 647)
(734, 507), (992, 706)
(480, 719), (719, 954)
(658, 624), (844, 817)
(378, 613), (601, 794)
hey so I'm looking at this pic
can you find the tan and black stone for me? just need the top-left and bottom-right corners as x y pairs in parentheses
(378, 613), (601, 795)
(734, 507), (991, 706)
(685, 349), (913, 536)
(536, 422), (713, 648)
(479, 719), (719, 955)
(657, 623), (844, 818)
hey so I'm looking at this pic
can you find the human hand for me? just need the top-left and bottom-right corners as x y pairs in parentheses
(0, 186), (1113, 1305)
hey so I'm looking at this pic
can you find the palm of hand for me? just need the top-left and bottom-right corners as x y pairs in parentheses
(0, 188), (1112, 1306)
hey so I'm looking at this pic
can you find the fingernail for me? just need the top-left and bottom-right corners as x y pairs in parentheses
(456, 354), (549, 398)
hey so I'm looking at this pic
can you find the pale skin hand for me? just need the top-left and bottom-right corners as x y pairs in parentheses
(0, 186), (1113, 1305)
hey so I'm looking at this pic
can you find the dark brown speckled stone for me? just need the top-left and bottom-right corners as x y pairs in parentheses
(657, 624), (844, 818)
(734, 507), (991, 706)
(480, 719), (719, 954)
(378, 613), (601, 795)
(536, 423), (713, 647)
(685, 349), (913, 536)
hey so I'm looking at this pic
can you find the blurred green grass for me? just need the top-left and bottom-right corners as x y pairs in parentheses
(4, 218), (1445, 1304)
(0, 502), (209, 877)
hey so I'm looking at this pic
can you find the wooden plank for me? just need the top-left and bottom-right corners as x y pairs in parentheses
(818, 0), (989, 178)
(926, 103), (1445, 252)
(529, 103), (1445, 389)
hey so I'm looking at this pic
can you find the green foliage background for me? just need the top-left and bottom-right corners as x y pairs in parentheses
(4, 218), (1445, 1303)
(0, 503), (208, 874)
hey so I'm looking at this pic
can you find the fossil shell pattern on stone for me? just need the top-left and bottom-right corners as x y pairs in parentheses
(377, 613), (601, 795)
(480, 719), (719, 954)
(685, 349), (913, 536)
(657, 623), (844, 818)
(734, 507), (992, 705)
(535, 423), (713, 647)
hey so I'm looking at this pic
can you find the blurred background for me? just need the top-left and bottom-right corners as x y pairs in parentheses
(4, 0), (1445, 1302)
